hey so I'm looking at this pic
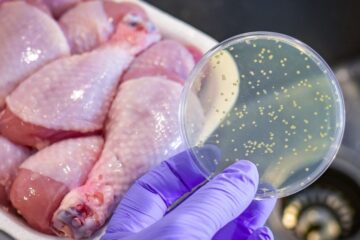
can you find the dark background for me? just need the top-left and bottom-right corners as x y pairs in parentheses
(0, 1), (359, 240)
(145, 1), (360, 239)
(146, 0), (360, 66)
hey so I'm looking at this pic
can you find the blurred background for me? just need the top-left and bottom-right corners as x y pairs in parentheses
(146, 0), (360, 239)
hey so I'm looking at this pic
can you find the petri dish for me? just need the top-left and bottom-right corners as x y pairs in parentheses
(180, 32), (345, 199)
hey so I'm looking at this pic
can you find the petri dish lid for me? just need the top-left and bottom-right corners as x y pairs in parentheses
(180, 32), (345, 199)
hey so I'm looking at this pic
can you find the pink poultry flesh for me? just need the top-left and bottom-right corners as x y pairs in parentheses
(1, 46), (133, 149)
(0, 136), (31, 206)
(51, 40), (201, 239)
(60, 1), (148, 54)
(0, 1), (70, 110)
(10, 136), (103, 234)
(0, 1), (206, 239)
(0, 3), (160, 149)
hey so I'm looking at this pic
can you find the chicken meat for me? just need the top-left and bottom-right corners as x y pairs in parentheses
(123, 39), (195, 84)
(60, 1), (147, 54)
(0, 136), (31, 206)
(10, 136), (103, 234)
(0, 3), (160, 148)
(40, 0), (82, 18)
(0, 1), (69, 109)
(51, 40), (202, 238)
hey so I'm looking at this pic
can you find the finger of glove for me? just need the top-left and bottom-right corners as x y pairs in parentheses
(105, 145), (219, 235)
(246, 226), (274, 240)
(212, 198), (276, 240)
(138, 145), (220, 206)
(151, 160), (259, 240)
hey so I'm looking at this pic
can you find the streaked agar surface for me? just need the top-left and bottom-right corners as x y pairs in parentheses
(180, 32), (345, 198)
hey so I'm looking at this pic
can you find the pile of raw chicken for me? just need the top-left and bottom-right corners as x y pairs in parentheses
(0, 0), (203, 238)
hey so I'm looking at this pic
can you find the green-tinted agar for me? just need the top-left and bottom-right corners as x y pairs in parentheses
(183, 34), (344, 198)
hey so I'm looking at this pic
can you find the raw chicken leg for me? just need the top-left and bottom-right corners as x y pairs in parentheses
(1, 46), (132, 149)
(60, 1), (147, 54)
(123, 40), (195, 84)
(0, 7), (160, 149)
(10, 136), (103, 234)
(52, 41), (200, 238)
(0, 136), (31, 206)
(52, 78), (187, 238)
(0, 1), (70, 109)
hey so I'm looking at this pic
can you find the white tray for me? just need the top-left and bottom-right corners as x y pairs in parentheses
(0, 1), (217, 239)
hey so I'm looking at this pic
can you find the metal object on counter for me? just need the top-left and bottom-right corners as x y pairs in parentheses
(269, 146), (360, 240)
(268, 59), (360, 240)
(282, 188), (354, 239)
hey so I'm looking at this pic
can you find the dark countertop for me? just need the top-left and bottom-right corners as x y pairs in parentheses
(146, 0), (360, 66)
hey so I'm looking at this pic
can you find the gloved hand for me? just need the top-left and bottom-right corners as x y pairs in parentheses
(102, 146), (276, 240)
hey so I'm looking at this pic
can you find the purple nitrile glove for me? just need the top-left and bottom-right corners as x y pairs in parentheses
(102, 146), (276, 240)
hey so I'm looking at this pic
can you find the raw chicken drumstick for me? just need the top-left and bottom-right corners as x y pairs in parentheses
(0, 136), (31, 206)
(0, 1), (70, 109)
(10, 136), (103, 234)
(0, 46), (131, 149)
(123, 39), (196, 84)
(52, 40), (203, 239)
(0, 3), (160, 149)
(60, 1), (148, 54)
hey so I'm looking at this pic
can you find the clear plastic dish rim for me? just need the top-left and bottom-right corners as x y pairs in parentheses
(179, 31), (346, 199)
